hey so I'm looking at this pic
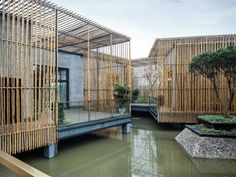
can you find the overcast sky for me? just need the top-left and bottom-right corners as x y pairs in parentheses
(53, 0), (236, 59)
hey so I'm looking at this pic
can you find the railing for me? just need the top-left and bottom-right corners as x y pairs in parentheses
(58, 99), (130, 126)
(133, 95), (150, 104)
(0, 150), (50, 177)
(149, 96), (158, 119)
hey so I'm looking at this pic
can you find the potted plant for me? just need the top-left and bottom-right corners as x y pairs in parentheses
(189, 45), (236, 131)
(113, 83), (131, 114)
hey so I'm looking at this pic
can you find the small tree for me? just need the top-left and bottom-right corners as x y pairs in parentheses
(144, 58), (163, 97)
(189, 45), (236, 117)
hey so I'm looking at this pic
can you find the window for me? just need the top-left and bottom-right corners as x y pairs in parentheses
(58, 68), (69, 109)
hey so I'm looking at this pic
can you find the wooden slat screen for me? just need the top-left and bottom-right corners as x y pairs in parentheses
(0, 0), (57, 154)
(84, 42), (130, 112)
(149, 35), (236, 123)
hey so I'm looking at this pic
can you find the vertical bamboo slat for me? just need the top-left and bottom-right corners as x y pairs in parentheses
(0, 0), (57, 154)
(150, 35), (236, 123)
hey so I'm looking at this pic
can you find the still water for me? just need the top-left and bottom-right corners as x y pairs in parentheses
(1, 117), (236, 177)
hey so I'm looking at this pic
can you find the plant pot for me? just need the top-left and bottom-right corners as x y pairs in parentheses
(196, 116), (236, 131)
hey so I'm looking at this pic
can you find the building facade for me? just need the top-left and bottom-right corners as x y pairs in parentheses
(149, 34), (236, 123)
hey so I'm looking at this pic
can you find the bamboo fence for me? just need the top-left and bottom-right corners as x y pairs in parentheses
(0, 0), (131, 154)
(149, 34), (236, 123)
(0, 0), (57, 154)
(84, 44), (130, 112)
(55, 2), (131, 114)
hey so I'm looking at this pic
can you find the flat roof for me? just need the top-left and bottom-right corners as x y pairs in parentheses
(56, 4), (130, 53)
(149, 34), (236, 57)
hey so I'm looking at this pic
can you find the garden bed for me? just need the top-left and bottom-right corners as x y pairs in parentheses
(197, 115), (236, 131)
(186, 125), (236, 139)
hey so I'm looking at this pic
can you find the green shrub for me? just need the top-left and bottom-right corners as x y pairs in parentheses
(113, 83), (130, 109)
(58, 103), (66, 125)
(199, 115), (236, 123)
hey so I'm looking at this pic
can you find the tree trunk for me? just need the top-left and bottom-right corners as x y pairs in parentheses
(211, 79), (222, 107)
(223, 78), (235, 118)
(223, 92), (234, 117)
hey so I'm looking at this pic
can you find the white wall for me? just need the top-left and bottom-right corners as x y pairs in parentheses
(58, 51), (84, 107)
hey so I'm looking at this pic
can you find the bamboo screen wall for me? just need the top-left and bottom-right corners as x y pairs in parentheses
(0, 0), (57, 154)
(55, 5), (131, 114)
(84, 42), (130, 112)
(149, 34), (236, 123)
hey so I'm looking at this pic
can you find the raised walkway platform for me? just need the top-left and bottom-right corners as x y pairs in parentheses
(43, 115), (131, 158)
(58, 115), (131, 141)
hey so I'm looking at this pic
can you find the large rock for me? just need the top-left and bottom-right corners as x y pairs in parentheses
(175, 128), (236, 159)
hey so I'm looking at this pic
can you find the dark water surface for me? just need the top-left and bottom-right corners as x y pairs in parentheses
(1, 117), (236, 177)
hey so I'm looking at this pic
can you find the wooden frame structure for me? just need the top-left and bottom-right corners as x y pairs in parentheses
(84, 49), (130, 113)
(56, 3), (131, 118)
(149, 34), (236, 123)
(0, 0), (131, 155)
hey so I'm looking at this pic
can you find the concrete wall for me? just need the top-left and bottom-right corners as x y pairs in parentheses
(58, 51), (84, 107)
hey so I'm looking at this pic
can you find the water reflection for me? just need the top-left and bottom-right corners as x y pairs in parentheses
(1, 117), (236, 177)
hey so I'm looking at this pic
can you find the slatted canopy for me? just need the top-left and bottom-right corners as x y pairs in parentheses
(0, 0), (130, 53)
(57, 6), (130, 53)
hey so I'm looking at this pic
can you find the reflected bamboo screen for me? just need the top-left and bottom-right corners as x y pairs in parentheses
(84, 41), (130, 112)
(150, 35), (236, 123)
(0, 0), (57, 154)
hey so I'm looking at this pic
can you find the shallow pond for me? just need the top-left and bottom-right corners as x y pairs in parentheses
(1, 117), (236, 177)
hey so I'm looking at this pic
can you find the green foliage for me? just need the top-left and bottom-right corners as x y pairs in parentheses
(215, 45), (236, 78)
(189, 45), (236, 80)
(58, 103), (66, 125)
(189, 45), (236, 117)
(113, 83), (130, 108)
(189, 51), (219, 80)
(132, 89), (140, 102)
(199, 115), (236, 123)
(196, 124), (236, 135)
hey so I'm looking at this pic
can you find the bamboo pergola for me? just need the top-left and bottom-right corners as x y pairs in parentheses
(56, 2), (131, 115)
(84, 51), (129, 112)
(0, 0), (131, 154)
(149, 34), (236, 123)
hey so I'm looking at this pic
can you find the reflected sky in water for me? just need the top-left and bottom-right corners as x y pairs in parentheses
(1, 117), (236, 177)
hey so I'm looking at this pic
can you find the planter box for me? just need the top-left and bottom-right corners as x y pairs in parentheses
(197, 116), (236, 131)
(186, 125), (236, 138)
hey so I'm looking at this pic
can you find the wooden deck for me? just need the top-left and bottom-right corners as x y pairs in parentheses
(64, 108), (124, 125)
(0, 150), (50, 177)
